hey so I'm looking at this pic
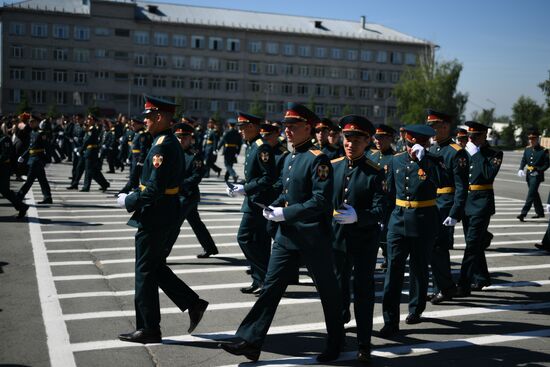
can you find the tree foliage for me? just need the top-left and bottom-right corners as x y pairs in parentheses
(512, 95), (544, 144)
(393, 59), (468, 125)
(249, 99), (265, 117)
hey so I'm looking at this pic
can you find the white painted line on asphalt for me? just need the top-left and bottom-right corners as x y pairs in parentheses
(453, 231), (545, 238)
(40, 217), (243, 226)
(44, 232), (237, 243)
(39, 211), (243, 218)
(496, 177), (550, 188)
(43, 225), (240, 235)
(69, 301), (550, 353)
(46, 242), (240, 253)
(50, 252), (246, 266)
(26, 191), (76, 367)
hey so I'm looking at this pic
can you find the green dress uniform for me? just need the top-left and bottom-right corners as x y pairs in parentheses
(69, 122), (86, 187)
(121, 127), (152, 193)
(518, 143), (549, 217)
(0, 132), (27, 214)
(80, 124), (109, 191)
(266, 139), (290, 239)
(382, 125), (445, 328)
(458, 134), (503, 292)
(203, 127), (221, 177)
(322, 143), (344, 160)
(218, 126), (242, 181)
(237, 125), (276, 289)
(124, 129), (199, 331)
(118, 126), (134, 168)
(17, 127), (52, 202)
(427, 137), (469, 296)
(331, 152), (386, 348)
(395, 137), (407, 153)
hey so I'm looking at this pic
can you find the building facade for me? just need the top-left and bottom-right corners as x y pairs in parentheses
(0, 0), (434, 123)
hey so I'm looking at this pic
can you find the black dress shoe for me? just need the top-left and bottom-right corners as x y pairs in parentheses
(517, 214), (525, 222)
(455, 286), (471, 297)
(380, 260), (388, 269)
(379, 324), (399, 338)
(471, 281), (491, 291)
(405, 313), (422, 325)
(431, 289), (455, 305)
(219, 340), (260, 361)
(316, 348), (340, 363)
(107, 170), (115, 173)
(532, 214), (545, 219)
(118, 329), (161, 344)
(100, 184), (110, 192)
(196, 250), (218, 258)
(245, 267), (252, 275)
(38, 198), (52, 204)
(240, 284), (260, 294)
(79, 188), (90, 192)
(535, 243), (550, 251)
(66, 185), (78, 190)
(16, 204), (29, 219)
(188, 298), (208, 333)
(357, 346), (371, 364)
(233, 175), (239, 183)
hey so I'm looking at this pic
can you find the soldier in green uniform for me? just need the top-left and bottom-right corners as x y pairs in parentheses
(79, 115), (110, 192)
(227, 112), (276, 294)
(119, 119), (151, 194)
(323, 120), (345, 160)
(218, 120), (242, 182)
(368, 124), (397, 270)
(220, 103), (344, 363)
(203, 118), (222, 178)
(0, 129), (28, 218)
(534, 193), (550, 252)
(456, 128), (469, 148)
(102, 120), (117, 173)
(394, 126), (408, 153)
(67, 114), (86, 186)
(457, 121), (503, 295)
(117, 95), (208, 344)
(16, 115), (53, 204)
(118, 118), (135, 172)
(517, 129), (549, 221)
(381, 124), (444, 336)
(331, 115), (386, 364)
(423, 110), (469, 305)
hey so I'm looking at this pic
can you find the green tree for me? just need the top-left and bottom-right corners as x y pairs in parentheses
(174, 95), (185, 118)
(393, 59), (468, 124)
(512, 95), (544, 144)
(342, 104), (353, 115)
(47, 104), (59, 119)
(538, 71), (550, 107)
(306, 96), (316, 112)
(16, 92), (31, 114)
(249, 99), (265, 117)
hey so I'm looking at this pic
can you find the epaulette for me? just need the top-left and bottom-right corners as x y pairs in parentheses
(255, 139), (263, 147)
(365, 158), (382, 171)
(331, 156), (345, 164)
(155, 135), (165, 145)
(309, 149), (323, 156)
(450, 143), (462, 151)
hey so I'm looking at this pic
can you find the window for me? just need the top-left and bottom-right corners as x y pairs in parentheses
(9, 22), (25, 36)
(328, 85), (339, 97)
(330, 105), (341, 115)
(359, 87), (371, 98)
(315, 84), (326, 97)
(9, 89), (22, 104)
(11, 45), (23, 58)
(10, 67), (24, 80)
(31, 68), (46, 81)
(283, 44), (295, 56)
(297, 84), (308, 96)
(114, 73), (128, 81)
(373, 88), (384, 99)
(266, 42), (278, 55)
(209, 37), (223, 51)
(298, 65), (309, 77)
(31, 23), (47, 38)
(405, 53), (417, 65)
(114, 28), (130, 37)
(95, 49), (107, 58)
(329, 67), (340, 78)
(31, 47), (47, 60)
(313, 66), (325, 78)
(227, 101), (237, 112)
(360, 106), (372, 117)
(73, 92), (83, 106)
(54, 48), (68, 61)
(282, 64), (293, 76)
(347, 49), (358, 61)
(391, 71), (400, 83)
(207, 58), (220, 71)
(331, 48), (342, 59)
(376, 51), (387, 63)
(282, 83), (292, 95)
(347, 69), (358, 80)
(152, 75), (167, 88)
(74, 26), (90, 40)
(191, 99), (201, 111)
(94, 71), (109, 79)
(375, 71), (386, 82)
(173, 56), (185, 69)
(249, 81), (260, 92)
(315, 47), (327, 58)
(227, 38), (240, 52)
(74, 49), (90, 62)
(391, 52), (402, 64)
(56, 91), (67, 105)
(134, 74), (147, 87)
(298, 45), (311, 57)
(112, 51), (127, 60)
(53, 24), (69, 39)
(266, 63), (277, 75)
(74, 71), (88, 84)
(210, 100), (219, 112)
(154, 32), (169, 46)
(266, 103), (277, 114)
(361, 69), (371, 81)
(226, 60), (239, 72)
(95, 27), (110, 36)
(226, 80), (239, 92)
(208, 78), (221, 90)
(345, 86), (355, 98)
(315, 105), (325, 116)
(249, 62), (259, 74)
(373, 105), (382, 117)
(190, 57), (204, 70)
(173, 34), (186, 48)
(134, 31), (149, 44)
(53, 70), (68, 83)
(153, 55), (167, 67)
(360, 50), (373, 62)
(249, 41), (261, 53)
(191, 36), (204, 49)
(31, 90), (45, 105)
(134, 53), (147, 66)
(172, 76), (185, 89)
(265, 82), (275, 93)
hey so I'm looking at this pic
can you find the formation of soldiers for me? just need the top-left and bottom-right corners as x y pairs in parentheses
(2, 96), (550, 364)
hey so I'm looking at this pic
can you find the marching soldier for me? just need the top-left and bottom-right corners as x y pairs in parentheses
(456, 128), (469, 148)
(203, 118), (222, 178)
(534, 193), (550, 252)
(102, 120), (117, 173)
(457, 121), (503, 295)
(395, 126), (408, 152)
(117, 95), (208, 344)
(381, 124), (443, 336)
(323, 120), (344, 160)
(66, 114), (86, 189)
(517, 129), (549, 221)
(313, 118), (330, 150)
(119, 119), (151, 194)
(218, 120), (242, 182)
(118, 118), (136, 172)
(226, 112), (276, 294)
(367, 124), (397, 270)
(331, 115), (386, 363)
(79, 114), (110, 192)
(424, 110), (469, 305)
(220, 103), (344, 363)
(0, 128), (28, 218)
(16, 115), (53, 204)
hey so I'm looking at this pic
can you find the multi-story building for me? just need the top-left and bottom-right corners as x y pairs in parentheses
(0, 0), (434, 123)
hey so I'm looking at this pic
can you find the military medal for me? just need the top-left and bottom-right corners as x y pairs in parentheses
(418, 168), (426, 180)
(152, 154), (163, 168)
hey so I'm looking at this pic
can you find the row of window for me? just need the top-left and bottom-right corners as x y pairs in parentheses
(8, 22), (417, 64)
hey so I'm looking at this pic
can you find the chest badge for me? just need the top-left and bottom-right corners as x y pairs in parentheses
(260, 151), (270, 163)
(193, 159), (203, 168)
(492, 157), (502, 166)
(458, 157), (467, 168)
(152, 154), (163, 168)
(317, 164), (330, 181)
(418, 168), (427, 180)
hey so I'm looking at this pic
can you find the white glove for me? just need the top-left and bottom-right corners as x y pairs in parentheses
(531, 171), (539, 176)
(333, 203), (358, 224)
(264, 206), (285, 222)
(116, 193), (128, 208)
(126, 158), (130, 164)
(225, 186), (235, 197)
(442, 216), (458, 227)
(73, 147), (78, 153)
(465, 141), (480, 156)
(213, 150), (218, 156)
(136, 162), (144, 167)
(546, 204), (550, 214)
(517, 169), (525, 177)
(231, 184), (245, 196)
(411, 144), (425, 161)
(17, 156), (24, 163)
(102, 145), (106, 150)
(76, 151), (81, 157)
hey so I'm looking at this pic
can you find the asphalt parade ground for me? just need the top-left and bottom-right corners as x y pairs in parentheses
(1, 150), (550, 367)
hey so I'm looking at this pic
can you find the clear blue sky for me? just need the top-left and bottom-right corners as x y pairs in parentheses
(152, 0), (550, 119)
